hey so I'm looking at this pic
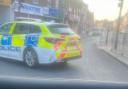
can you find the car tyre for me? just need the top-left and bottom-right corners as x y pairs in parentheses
(23, 48), (38, 68)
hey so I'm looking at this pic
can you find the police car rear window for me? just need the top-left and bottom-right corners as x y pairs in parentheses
(47, 24), (75, 35)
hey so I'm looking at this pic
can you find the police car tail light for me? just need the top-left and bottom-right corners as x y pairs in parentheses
(45, 38), (64, 44)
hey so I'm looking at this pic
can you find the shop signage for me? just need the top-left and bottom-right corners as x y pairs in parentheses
(14, 2), (59, 17)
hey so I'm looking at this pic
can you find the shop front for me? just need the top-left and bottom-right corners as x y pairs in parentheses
(13, 2), (60, 22)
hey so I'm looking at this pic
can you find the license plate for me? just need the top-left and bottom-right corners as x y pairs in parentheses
(66, 52), (80, 57)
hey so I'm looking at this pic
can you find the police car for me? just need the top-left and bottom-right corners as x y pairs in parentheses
(0, 18), (82, 67)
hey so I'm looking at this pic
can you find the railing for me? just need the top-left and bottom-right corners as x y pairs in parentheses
(99, 29), (128, 58)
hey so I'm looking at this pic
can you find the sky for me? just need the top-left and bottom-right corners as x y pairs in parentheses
(83, 0), (128, 21)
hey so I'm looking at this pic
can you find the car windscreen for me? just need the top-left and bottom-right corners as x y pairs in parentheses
(47, 24), (75, 35)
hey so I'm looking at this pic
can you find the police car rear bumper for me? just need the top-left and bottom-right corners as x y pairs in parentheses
(62, 55), (82, 60)
(34, 47), (81, 64)
(53, 53), (82, 63)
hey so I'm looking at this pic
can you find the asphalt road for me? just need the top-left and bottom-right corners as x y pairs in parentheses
(1, 37), (128, 82)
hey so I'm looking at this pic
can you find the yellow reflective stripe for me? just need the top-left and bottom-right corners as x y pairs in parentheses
(40, 24), (50, 35)
(12, 34), (25, 47)
(9, 22), (16, 34)
(37, 36), (53, 49)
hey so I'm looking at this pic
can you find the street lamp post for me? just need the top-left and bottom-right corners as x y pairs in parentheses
(114, 0), (124, 50)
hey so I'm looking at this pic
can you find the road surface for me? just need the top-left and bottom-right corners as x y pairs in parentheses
(0, 36), (128, 82)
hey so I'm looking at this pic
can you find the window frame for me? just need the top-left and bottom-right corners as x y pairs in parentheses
(0, 23), (12, 35)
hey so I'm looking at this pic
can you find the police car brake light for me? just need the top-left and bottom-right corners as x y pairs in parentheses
(44, 38), (64, 44)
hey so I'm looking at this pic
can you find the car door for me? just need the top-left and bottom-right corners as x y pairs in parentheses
(25, 24), (41, 47)
(0, 23), (12, 57)
(11, 23), (29, 60)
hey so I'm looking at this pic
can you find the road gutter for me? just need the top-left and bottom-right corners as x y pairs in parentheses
(99, 46), (128, 66)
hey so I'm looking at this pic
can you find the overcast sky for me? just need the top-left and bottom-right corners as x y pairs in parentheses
(83, 0), (128, 21)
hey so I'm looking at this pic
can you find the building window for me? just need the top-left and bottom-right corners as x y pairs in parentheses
(32, 0), (39, 4)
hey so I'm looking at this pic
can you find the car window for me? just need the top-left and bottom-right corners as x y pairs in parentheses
(0, 23), (12, 34)
(47, 24), (74, 35)
(13, 23), (29, 34)
(28, 25), (41, 34)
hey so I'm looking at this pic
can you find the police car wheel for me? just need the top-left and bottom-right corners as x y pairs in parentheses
(24, 49), (38, 68)
(59, 61), (68, 65)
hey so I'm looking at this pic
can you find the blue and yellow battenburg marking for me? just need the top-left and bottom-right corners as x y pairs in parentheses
(0, 34), (40, 52)
(25, 34), (39, 47)
(1, 35), (12, 46)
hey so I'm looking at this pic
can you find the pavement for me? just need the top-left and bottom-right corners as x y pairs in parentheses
(99, 44), (128, 70)
(1, 36), (128, 82)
